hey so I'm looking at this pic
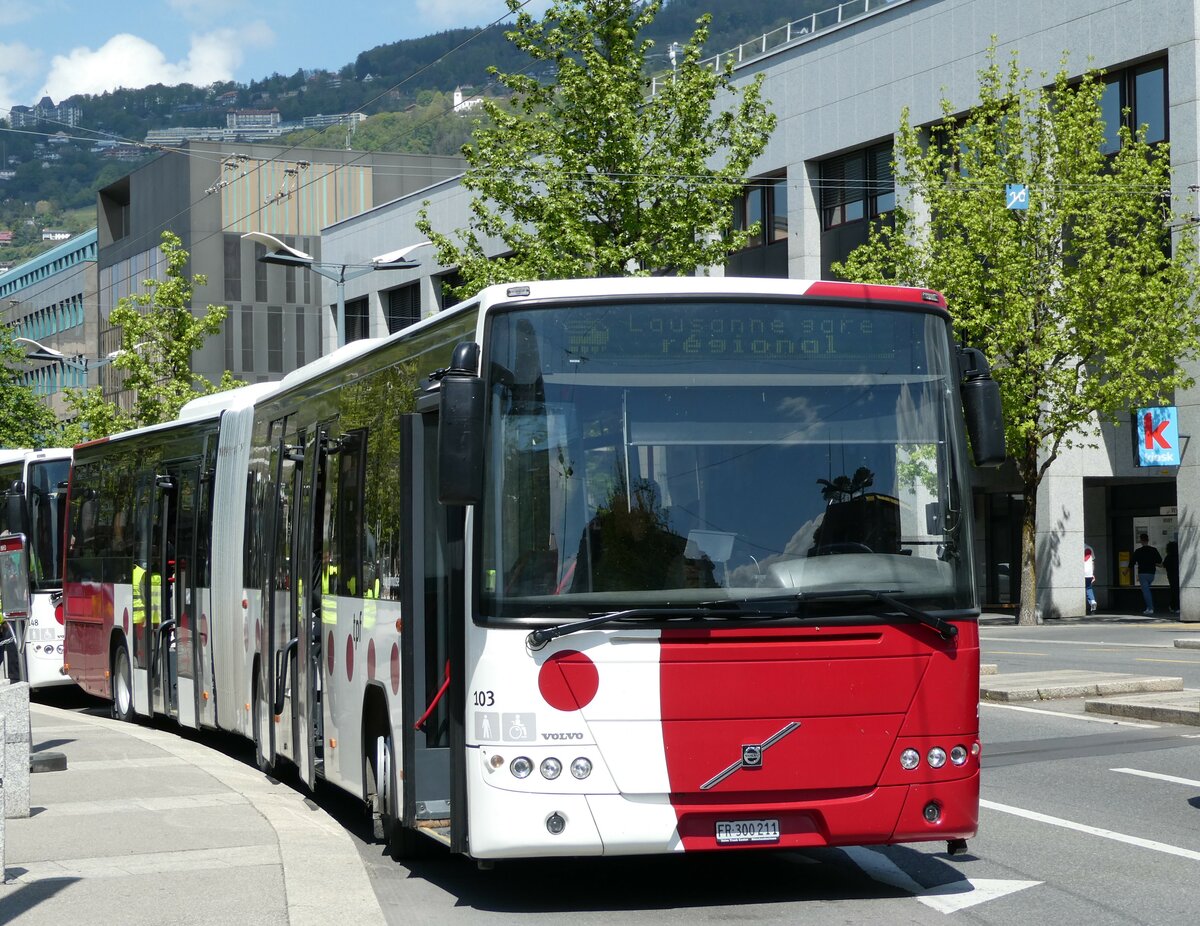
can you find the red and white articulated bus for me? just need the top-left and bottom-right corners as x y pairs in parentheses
(0, 447), (74, 688)
(63, 277), (1005, 860)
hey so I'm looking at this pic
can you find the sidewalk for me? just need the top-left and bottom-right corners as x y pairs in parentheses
(1, 702), (385, 926)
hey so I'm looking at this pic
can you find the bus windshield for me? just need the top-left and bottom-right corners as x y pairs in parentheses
(28, 459), (70, 589)
(479, 299), (975, 618)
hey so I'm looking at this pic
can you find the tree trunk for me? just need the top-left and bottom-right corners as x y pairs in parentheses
(1017, 454), (1040, 626)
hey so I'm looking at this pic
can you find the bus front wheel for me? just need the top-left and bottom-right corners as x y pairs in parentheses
(111, 644), (134, 722)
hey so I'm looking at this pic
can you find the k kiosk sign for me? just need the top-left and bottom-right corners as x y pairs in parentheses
(1133, 406), (1181, 467)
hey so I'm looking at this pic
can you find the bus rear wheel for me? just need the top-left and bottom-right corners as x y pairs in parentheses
(111, 644), (134, 722)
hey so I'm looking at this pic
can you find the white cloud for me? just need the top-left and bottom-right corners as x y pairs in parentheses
(39, 23), (274, 100)
(0, 41), (41, 113)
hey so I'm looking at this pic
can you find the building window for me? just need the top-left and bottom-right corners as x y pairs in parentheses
(241, 307), (254, 371)
(386, 283), (420, 333)
(1100, 59), (1167, 154)
(344, 295), (369, 343)
(295, 308), (306, 368)
(224, 235), (242, 302)
(732, 175), (788, 248)
(255, 243), (268, 302)
(728, 172), (788, 278)
(434, 271), (465, 310)
(267, 305), (282, 374)
(820, 143), (894, 231)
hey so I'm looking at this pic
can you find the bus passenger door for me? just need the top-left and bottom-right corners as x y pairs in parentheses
(399, 409), (466, 852)
(194, 439), (218, 728)
(131, 476), (156, 716)
(150, 470), (180, 719)
(290, 424), (328, 790)
(261, 429), (294, 768)
(168, 461), (204, 728)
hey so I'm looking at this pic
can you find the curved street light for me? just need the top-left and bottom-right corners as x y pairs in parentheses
(12, 337), (121, 371)
(241, 232), (431, 349)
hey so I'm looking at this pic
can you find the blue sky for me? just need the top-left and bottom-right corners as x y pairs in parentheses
(0, 0), (552, 113)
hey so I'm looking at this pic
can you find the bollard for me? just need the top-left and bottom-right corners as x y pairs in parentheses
(0, 679), (31, 819)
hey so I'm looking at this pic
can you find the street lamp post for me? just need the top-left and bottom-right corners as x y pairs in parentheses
(12, 337), (120, 372)
(242, 232), (430, 350)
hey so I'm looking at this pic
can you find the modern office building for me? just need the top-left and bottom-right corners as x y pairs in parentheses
(0, 229), (100, 417)
(315, 0), (1199, 620)
(95, 140), (466, 403)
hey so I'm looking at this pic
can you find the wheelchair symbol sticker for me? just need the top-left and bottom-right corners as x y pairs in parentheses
(502, 713), (535, 741)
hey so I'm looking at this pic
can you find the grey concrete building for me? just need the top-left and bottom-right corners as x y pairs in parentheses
(315, 0), (1200, 622)
(95, 141), (466, 402)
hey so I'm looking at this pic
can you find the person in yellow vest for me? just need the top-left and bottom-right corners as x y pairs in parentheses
(320, 552), (338, 627)
(132, 561), (163, 628)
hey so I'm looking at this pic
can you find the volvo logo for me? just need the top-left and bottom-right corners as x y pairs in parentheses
(700, 722), (801, 790)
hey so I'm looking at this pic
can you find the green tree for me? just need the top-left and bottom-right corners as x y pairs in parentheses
(65, 231), (243, 436)
(0, 328), (58, 448)
(417, 0), (776, 295)
(835, 47), (1200, 625)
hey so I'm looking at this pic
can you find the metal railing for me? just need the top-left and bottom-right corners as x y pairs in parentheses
(650, 0), (906, 94)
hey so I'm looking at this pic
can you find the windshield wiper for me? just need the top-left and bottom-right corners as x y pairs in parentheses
(793, 589), (959, 641)
(525, 605), (786, 650)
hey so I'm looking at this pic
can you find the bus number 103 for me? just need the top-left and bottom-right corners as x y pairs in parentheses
(473, 690), (495, 707)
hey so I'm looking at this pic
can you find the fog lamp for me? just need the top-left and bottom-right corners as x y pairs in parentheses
(546, 812), (567, 835)
(923, 801), (942, 823)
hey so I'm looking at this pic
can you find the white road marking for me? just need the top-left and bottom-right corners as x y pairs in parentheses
(980, 799), (1200, 861)
(1111, 767), (1200, 788)
(843, 846), (1040, 913)
(980, 702), (1158, 728)
(979, 636), (1173, 649)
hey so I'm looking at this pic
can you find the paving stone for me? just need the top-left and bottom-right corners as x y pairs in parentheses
(979, 670), (1183, 702)
(1085, 689), (1200, 726)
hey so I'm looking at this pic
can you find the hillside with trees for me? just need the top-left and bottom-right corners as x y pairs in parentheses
(0, 0), (834, 261)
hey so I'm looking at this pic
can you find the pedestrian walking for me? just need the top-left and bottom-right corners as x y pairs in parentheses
(1084, 545), (1098, 613)
(1131, 533), (1163, 615)
(1164, 540), (1180, 613)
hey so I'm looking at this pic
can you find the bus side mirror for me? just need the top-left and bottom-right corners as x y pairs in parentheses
(5, 481), (29, 536)
(959, 348), (1007, 467)
(438, 342), (485, 507)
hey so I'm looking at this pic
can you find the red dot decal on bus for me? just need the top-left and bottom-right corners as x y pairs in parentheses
(538, 650), (599, 711)
(327, 631), (335, 676)
(367, 639), (376, 679)
(390, 643), (400, 695)
(346, 634), (354, 681)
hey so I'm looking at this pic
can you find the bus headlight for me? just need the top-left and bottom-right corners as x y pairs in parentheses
(900, 748), (920, 770)
(927, 747), (947, 768)
(950, 745), (968, 766)
(510, 756), (533, 779)
(570, 757), (593, 779)
(540, 757), (562, 780)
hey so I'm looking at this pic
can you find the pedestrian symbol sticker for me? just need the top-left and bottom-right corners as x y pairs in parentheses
(475, 711), (499, 741)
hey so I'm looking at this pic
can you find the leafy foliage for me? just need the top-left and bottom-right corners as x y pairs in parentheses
(835, 45), (1200, 623)
(0, 327), (58, 449)
(63, 231), (243, 437)
(417, 0), (776, 294)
